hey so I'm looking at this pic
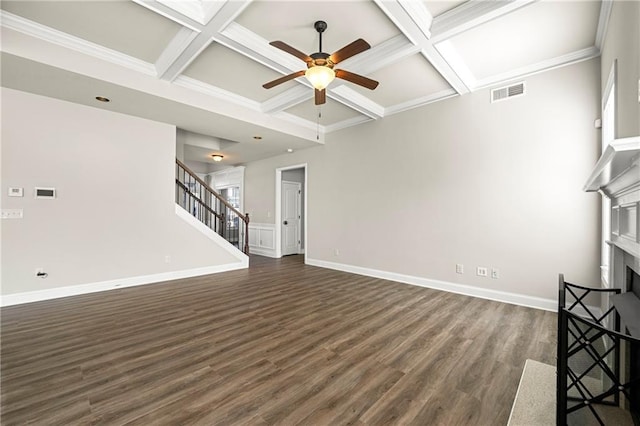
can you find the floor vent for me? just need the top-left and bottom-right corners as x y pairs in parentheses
(491, 82), (526, 103)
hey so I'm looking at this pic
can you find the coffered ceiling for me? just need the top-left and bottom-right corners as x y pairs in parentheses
(0, 0), (609, 167)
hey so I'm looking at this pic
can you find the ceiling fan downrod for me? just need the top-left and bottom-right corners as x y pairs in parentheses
(314, 21), (327, 53)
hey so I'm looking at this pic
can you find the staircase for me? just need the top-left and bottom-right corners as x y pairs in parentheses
(175, 159), (249, 254)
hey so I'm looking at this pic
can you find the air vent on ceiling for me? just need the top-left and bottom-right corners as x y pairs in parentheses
(491, 82), (526, 103)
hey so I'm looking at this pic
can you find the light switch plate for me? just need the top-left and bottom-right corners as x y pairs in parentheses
(8, 187), (23, 197)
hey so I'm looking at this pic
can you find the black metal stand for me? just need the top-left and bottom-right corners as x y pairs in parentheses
(557, 274), (639, 425)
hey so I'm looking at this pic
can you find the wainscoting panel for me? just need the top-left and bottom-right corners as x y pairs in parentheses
(249, 223), (277, 258)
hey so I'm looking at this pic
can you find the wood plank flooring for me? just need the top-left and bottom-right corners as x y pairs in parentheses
(1, 255), (557, 425)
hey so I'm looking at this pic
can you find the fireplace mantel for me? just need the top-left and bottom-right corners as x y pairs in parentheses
(584, 136), (640, 196)
(585, 136), (640, 264)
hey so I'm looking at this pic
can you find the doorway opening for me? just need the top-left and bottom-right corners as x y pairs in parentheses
(275, 164), (307, 260)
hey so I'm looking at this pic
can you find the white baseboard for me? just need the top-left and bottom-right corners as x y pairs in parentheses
(306, 258), (599, 314)
(249, 247), (278, 258)
(1, 261), (247, 307)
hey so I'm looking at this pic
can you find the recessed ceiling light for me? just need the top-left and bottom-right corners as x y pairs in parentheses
(253, 136), (262, 140)
(287, 149), (294, 153)
(95, 96), (110, 103)
(211, 154), (224, 162)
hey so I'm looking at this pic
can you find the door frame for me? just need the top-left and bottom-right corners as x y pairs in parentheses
(275, 164), (307, 260)
(281, 180), (302, 256)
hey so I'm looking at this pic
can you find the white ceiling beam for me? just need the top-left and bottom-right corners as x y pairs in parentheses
(137, 0), (253, 81)
(430, 0), (538, 43)
(157, 0), (209, 25)
(216, 22), (303, 74)
(398, 0), (433, 39)
(154, 27), (200, 78)
(337, 34), (420, 75)
(373, 0), (470, 95)
(329, 86), (385, 119)
(261, 86), (311, 114)
(131, 0), (203, 31)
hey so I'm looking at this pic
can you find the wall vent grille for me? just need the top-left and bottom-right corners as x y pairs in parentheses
(491, 82), (526, 103)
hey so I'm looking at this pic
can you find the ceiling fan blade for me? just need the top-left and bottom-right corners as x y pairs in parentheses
(263, 70), (306, 89)
(315, 89), (326, 105)
(335, 69), (379, 90)
(328, 39), (371, 64)
(269, 41), (312, 63)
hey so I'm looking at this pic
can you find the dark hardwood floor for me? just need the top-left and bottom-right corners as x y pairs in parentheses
(1, 255), (556, 425)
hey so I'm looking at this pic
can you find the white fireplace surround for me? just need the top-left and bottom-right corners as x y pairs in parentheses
(584, 136), (640, 297)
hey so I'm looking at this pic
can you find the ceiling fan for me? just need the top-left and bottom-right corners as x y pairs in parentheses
(262, 20), (379, 105)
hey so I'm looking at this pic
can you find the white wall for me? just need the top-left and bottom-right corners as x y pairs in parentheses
(244, 58), (601, 303)
(600, 0), (639, 138)
(1, 88), (241, 298)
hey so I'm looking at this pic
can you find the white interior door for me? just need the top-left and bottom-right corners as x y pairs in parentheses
(281, 181), (301, 256)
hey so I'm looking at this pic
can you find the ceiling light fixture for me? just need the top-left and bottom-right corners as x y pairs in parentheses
(287, 149), (294, 153)
(95, 96), (110, 102)
(305, 65), (335, 90)
(211, 154), (224, 162)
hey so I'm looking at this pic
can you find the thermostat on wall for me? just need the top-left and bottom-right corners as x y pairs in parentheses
(35, 187), (56, 199)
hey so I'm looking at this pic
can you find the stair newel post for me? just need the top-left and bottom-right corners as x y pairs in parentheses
(244, 213), (250, 254)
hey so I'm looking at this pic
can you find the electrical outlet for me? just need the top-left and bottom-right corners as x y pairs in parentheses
(491, 268), (500, 279)
(456, 264), (464, 274)
(1, 209), (23, 219)
(477, 267), (488, 277)
(164, 255), (171, 263)
(334, 249), (340, 256)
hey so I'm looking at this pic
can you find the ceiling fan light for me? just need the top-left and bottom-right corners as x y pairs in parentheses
(211, 154), (224, 162)
(305, 66), (335, 90)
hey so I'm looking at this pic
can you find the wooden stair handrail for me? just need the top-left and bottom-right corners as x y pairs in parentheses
(176, 159), (248, 224)
(175, 180), (224, 221)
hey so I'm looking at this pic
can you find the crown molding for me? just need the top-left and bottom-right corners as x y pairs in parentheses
(430, 0), (537, 43)
(385, 89), (458, 117)
(0, 11), (156, 76)
(474, 46), (600, 90)
(173, 75), (261, 111)
(324, 115), (374, 134)
(595, 0), (613, 50)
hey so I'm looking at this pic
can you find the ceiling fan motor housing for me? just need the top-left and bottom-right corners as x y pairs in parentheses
(309, 52), (333, 68)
